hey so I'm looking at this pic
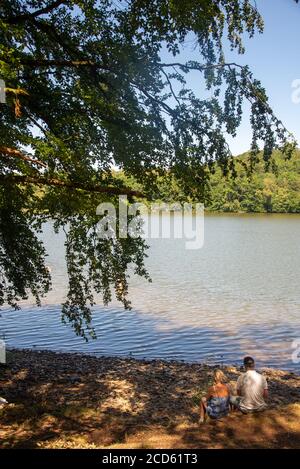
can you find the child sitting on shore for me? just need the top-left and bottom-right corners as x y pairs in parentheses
(199, 369), (230, 424)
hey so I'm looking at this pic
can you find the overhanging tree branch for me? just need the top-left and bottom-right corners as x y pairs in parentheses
(17, 59), (107, 69)
(161, 69), (182, 109)
(2, 0), (66, 24)
(0, 174), (145, 197)
(154, 61), (246, 72)
(12, 57), (244, 74)
(0, 147), (47, 168)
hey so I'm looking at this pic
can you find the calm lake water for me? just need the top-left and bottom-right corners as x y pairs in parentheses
(1, 213), (300, 371)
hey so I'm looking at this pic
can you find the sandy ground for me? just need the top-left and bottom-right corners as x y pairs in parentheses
(0, 349), (299, 449)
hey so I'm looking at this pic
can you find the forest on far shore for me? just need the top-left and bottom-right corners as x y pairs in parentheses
(207, 149), (300, 213)
(118, 150), (300, 213)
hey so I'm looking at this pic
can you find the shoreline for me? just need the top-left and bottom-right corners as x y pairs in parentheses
(2, 345), (299, 368)
(4, 345), (299, 374)
(1, 348), (300, 448)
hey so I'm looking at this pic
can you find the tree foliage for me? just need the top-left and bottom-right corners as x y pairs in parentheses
(0, 0), (297, 336)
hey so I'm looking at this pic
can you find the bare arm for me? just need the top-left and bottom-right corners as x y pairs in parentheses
(236, 377), (242, 396)
(205, 386), (214, 400)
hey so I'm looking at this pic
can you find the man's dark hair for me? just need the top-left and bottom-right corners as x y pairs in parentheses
(243, 356), (255, 369)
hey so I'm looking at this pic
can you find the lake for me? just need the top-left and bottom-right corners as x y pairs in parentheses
(1, 213), (300, 371)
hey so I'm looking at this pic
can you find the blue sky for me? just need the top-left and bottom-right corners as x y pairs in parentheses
(161, 0), (300, 155)
(229, 0), (300, 155)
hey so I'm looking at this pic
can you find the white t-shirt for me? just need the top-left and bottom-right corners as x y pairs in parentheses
(237, 369), (268, 412)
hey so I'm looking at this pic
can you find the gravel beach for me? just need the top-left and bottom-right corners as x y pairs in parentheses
(0, 349), (299, 449)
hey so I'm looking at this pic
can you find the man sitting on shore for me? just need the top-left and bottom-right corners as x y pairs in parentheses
(230, 356), (268, 413)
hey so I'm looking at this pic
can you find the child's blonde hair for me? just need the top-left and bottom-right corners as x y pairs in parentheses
(213, 369), (227, 384)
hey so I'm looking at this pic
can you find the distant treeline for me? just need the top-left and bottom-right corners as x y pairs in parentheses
(118, 150), (300, 213)
(207, 150), (300, 213)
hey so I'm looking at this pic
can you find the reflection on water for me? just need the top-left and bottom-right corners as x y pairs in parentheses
(1, 214), (300, 371)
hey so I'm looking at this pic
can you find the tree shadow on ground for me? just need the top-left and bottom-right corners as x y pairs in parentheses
(0, 319), (300, 449)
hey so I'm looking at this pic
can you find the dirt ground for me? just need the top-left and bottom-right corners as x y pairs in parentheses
(0, 349), (299, 449)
